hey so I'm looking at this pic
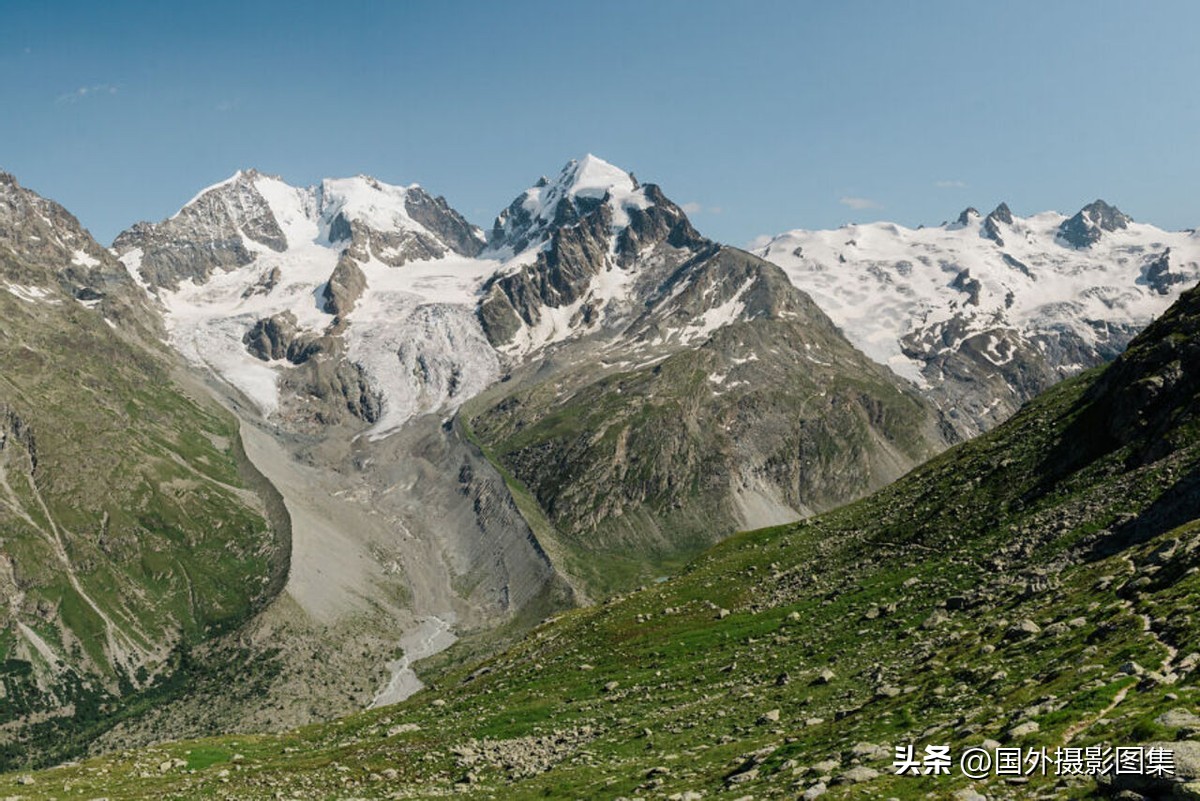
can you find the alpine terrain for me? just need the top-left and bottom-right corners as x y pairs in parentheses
(3, 155), (1199, 785)
(755, 201), (1200, 438)
(0, 172), (285, 766)
(81, 156), (953, 745)
(6, 227), (1200, 801)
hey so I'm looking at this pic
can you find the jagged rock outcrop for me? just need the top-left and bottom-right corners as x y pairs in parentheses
(1143, 248), (1188, 295)
(403, 186), (485, 257)
(982, 202), (1013, 245)
(114, 169), (287, 289)
(1058, 199), (1132, 248)
(479, 157), (708, 352)
(244, 311), (301, 361)
(322, 253), (368, 318)
(1, 172), (157, 334)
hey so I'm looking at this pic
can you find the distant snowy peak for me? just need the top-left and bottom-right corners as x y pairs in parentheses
(477, 155), (708, 355)
(317, 175), (484, 262)
(115, 170), (484, 290)
(755, 201), (1200, 436)
(488, 154), (657, 255)
(1057, 199), (1132, 249)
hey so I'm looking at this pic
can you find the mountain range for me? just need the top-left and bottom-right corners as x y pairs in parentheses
(5, 199), (1199, 800)
(1, 156), (1198, 778)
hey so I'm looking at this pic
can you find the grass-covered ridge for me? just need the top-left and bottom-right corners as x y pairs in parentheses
(0, 224), (285, 769)
(7, 286), (1199, 798)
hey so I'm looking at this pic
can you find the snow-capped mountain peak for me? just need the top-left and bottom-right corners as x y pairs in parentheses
(487, 154), (652, 255)
(112, 171), (500, 438)
(954, 207), (980, 226)
(754, 202), (1200, 436)
(1057, 199), (1132, 248)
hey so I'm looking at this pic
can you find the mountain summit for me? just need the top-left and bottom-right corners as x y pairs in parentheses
(755, 201), (1200, 437)
(1057, 198), (1133, 248)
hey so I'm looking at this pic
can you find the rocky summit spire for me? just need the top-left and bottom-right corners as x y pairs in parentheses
(982, 202), (1013, 245)
(1058, 199), (1131, 248)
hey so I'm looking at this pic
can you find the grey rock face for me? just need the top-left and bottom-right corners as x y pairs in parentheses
(114, 170), (287, 289)
(244, 311), (301, 361)
(1097, 740), (1200, 798)
(982, 203), (1013, 245)
(322, 254), (368, 318)
(478, 179), (705, 349)
(950, 268), (982, 306)
(337, 212), (449, 267)
(1058, 199), (1132, 248)
(1143, 249), (1188, 295)
(0, 171), (159, 333)
(404, 186), (484, 257)
(479, 206), (619, 345)
(956, 207), (980, 226)
(279, 351), (383, 425)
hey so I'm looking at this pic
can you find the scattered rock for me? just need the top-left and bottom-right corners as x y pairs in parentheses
(1007, 721), (1040, 740)
(1097, 740), (1200, 798)
(839, 765), (879, 783)
(1157, 709), (1200, 732)
(812, 758), (840, 774)
(803, 781), (828, 799)
(1006, 619), (1041, 639)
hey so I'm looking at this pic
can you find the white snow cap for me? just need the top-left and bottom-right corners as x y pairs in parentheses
(520, 154), (641, 224)
(319, 175), (423, 233)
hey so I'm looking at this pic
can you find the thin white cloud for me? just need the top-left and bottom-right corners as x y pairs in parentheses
(839, 196), (881, 210)
(935, 180), (968, 189)
(681, 201), (703, 214)
(57, 84), (118, 104)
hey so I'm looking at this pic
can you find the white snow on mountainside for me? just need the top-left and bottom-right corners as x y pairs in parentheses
(754, 203), (1200, 388)
(114, 156), (672, 439)
(117, 170), (502, 438)
(488, 153), (651, 258)
(113, 159), (1200, 444)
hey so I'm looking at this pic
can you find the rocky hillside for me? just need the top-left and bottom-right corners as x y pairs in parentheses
(755, 201), (1200, 438)
(0, 173), (285, 767)
(11, 281), (1199, 799)
(465, 159), (950, 592)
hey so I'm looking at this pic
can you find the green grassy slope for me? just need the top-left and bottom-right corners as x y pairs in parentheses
(8, 285), (1198, 798)
(0, 177), (284, 769)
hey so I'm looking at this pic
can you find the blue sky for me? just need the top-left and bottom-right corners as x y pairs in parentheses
(2, 1), (1198, 246)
